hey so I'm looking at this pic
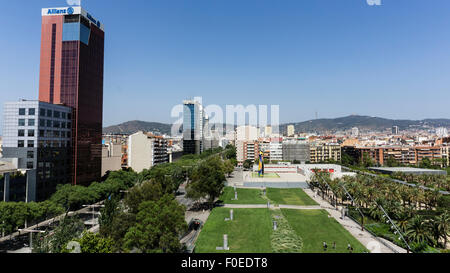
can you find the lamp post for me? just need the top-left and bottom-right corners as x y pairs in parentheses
(341, 184), (365, 231)
(377, 202), (411, 253)
(82, 204), (105, 227)
(18, 229), (45, 251)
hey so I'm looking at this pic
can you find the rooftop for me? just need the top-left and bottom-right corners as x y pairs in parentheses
(369, 167), (447, 175)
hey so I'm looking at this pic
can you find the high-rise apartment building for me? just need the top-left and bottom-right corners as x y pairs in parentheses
(38, 6), (105, 185)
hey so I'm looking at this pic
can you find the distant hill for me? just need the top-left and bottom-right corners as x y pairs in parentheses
(103, 115), (450, 135)
(280, 115), (450, 133)
(103, 121), (173, 135)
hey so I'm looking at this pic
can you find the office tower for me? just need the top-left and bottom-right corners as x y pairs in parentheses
(183, 100), (204, 155)
(38, 6), (105, 185)
(2, 100), (72, 201)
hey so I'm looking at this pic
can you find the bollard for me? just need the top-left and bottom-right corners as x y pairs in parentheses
(273, 221), (277, 231)
(230, 210), (234, 221)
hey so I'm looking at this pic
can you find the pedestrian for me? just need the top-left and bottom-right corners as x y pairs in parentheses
(333, 242), (336, 250)
(347, 244), (351, 251)
(323, 242), (328, 251)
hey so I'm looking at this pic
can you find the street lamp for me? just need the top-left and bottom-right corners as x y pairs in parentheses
(341, 184), (365, 231)
(18, 229), (45, 251)
(376, 202), (412, 253)
(82, 204), (105, 227)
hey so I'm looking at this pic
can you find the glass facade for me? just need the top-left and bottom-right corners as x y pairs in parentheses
(39, 11), (104, 186)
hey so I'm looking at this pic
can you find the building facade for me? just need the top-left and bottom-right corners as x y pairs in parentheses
(183, 100), (203, 155)
(128, 132), (169, 173)
(39, 7), (105, 185)
(2, 100), (72, 201)
(101, 142), (122, 176)
(287, 125), (295, 137)
(282, 140), (310, 163)
(310, 143), (341, 163)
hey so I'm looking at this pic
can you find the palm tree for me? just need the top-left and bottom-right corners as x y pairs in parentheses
(434, 212), (449, 248)
(406, 215), (434, 246)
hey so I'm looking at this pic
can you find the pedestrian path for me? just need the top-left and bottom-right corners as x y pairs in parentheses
(222, 204), (321, 210)
(302, 188), (407, 253)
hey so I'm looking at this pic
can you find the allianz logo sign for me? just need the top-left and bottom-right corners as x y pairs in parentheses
(86, 12), (101, 28)
(47, 7), (75, 15)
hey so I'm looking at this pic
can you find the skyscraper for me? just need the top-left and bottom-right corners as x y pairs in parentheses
(183, 99), (204, 155)
(38, 6), (104, 185)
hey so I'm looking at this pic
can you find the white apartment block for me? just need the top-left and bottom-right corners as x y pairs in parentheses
(269, 142), (283, 162)
(128, 131), (169, 173)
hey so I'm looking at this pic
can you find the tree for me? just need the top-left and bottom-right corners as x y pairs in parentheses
(125, 181), (164, 214)
(223, 160), (235, 177)
(386, 156), (400, 167)
(35, 215), (85, 253)
(419, 158), (432, 169)
(224, 146), (237, 160)
(243, 159), (253, 170)
(361, 152), (374, 168)
(99, 195), (120, 237)
(186, 156), (226, 206)
(433, 211), (449, 248)
(406, 216), (434, 246)
(124, 194), (187, 253)
(76, 232), (115, 253)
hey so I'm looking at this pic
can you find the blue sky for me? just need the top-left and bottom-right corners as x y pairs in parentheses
(1, 0), (450, 133)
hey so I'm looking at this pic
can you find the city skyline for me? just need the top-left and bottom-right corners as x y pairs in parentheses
(1, 0), (450, 135)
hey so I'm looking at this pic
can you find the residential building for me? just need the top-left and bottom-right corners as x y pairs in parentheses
(128, 132), (169, 173)
(287, 125), (295, 137)
(351, 127), (359, 138)
(39, 6), (105, 186)
(102, 134), (129, 167)
(101, 142), (122, 176)
(310, 143), (341, 163)
(264, 126), (272, 137)
(269, 140), (283, 162)
(236, 126), (258, 141)
(392, 126), (399, 135)
(282, 140), (310, 163)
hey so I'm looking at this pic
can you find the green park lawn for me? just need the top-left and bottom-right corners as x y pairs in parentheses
(267, 188), (318, 206)
(282, 209), (368, 253)
(251, 172), (280, 178)
(219, 187), (266, 204)
(195, 208), (273, 253)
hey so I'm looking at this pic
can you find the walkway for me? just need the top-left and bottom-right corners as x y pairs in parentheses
(302, 188), (407, 253)
(222, 204), (321, 210)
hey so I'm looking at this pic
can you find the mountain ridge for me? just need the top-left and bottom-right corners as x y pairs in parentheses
(103, 115), (450, 135)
